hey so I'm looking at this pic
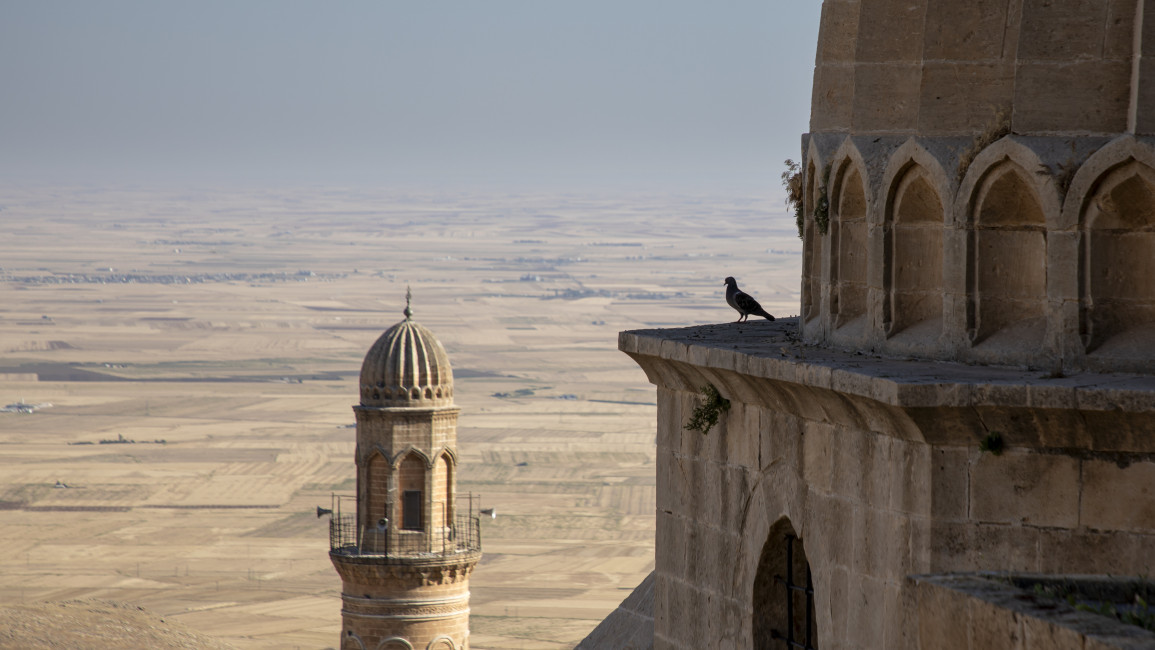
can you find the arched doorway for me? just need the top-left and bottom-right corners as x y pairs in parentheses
(753, 519), (817, 649)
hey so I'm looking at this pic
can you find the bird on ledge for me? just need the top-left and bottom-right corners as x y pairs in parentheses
(724, 276), (776, 323)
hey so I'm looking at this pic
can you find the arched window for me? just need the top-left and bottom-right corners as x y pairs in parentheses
(971, 163), (1047, 348)
(1084, 161), (1155, 355)
(398, 453), (425, 531)
(753, 519), (817, 649)
(886, 165), (944, 338)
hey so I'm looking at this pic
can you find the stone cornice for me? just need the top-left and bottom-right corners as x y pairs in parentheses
(620, 319), (1155, 452)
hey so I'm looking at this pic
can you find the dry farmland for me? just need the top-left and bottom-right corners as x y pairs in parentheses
(0, 186), (800, 649)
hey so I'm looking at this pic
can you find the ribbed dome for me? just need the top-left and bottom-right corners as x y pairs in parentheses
(359, 315), (453, 407)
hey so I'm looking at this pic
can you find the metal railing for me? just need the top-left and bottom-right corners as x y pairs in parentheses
(329, 512), (481, 558)
(326, 493), (483, 560)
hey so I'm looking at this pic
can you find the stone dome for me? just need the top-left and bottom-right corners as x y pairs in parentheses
(359, 309), (453, 408)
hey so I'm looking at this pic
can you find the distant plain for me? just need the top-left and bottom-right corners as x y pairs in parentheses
(0, 187), (800, 649)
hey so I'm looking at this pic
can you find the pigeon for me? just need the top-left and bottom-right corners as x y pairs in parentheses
(724, 277), (775, 323)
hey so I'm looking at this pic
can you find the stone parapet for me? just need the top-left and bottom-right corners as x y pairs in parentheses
(912, 574), (1155, 649)
(621, 319), (1155, 451)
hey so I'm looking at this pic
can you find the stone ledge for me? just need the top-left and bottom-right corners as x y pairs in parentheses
(911, 573), (1155, 649)
(619, 318), (1155, 412)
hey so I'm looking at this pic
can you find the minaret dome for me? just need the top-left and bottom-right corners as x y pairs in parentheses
(359, 297), (453, 407)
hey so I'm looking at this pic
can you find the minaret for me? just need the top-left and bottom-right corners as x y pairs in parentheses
(329, 291), (481, 650)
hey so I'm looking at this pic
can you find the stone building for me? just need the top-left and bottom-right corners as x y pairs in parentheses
(584, 0), (1155, 648)
(328, 298), (481, 650)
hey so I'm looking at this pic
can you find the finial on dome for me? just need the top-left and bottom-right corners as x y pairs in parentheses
(404, 286), (413, 320)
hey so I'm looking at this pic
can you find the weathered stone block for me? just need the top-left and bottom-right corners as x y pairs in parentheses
(1081, 459), (1155, 533)
(1014, 61), (1131, 134)
(855, 0), (927, 62)
(1036, 527), (1154, 575)
(917, 578), (973, 649)
(852, 64), (922, 133)
(816, 0), (861, 64)
(1022, 605), (1088, 650)
(919, 63), (1015, 135)
(889, 440), (930, 514)
(1047, 230), (1081, 300)
(970, 451), (1079, 527)
(1018, 0), (1110, 61)
(831, 427), (866, 498)
(923, 0), (1011, 61)
(826, 565), (850, 645)
(929, 520), (979, 572)
(929, 446), (969, 520)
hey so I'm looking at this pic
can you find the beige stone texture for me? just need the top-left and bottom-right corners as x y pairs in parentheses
(1081, 459), (1155, 533)
(851, 63), (922, 133)
(918, 63), (1016, 135)
(969, 452), (1080, 527)
(854, 0), (926, 63)
(1014, 60), (1132, 134)
(923, 0), (1011, 61)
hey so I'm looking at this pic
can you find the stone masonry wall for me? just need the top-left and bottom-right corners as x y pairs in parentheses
(624, 322), (1155, 650)
(802, 0), (1155, 373)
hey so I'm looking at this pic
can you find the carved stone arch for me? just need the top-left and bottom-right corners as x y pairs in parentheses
(802, 139), (827, 326)
(881, 138), (955, 213)
(437, 449), (455, 523)
(389, 446), (432, 469)
(375, 637), (414, 650)
(425, 635), (456, 650)
(727, 460), (813, 648)
(753, 517), (816, 650)
(956, 136), (1061, 230)
(1073, 155), (1155, 359)
(881, 141), (950, 341)
(434, 446), (458, 467)
(343, 630), (368, 650)
(828, 139), (871, 333)
(1061, 135), (1155, 231)
(962, 155), (1050, 351)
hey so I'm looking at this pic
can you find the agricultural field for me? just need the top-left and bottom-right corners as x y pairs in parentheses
(0, 186), (800, 649)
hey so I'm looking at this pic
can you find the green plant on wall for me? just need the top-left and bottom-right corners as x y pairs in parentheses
(979, 431), (1004, 455)
(685, 384), (731, 435)
(813, 162), (831, 235)
(782, 159), (803, 239)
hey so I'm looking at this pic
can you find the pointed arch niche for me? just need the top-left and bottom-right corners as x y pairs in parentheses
(362, 452), (390, 552)
(885, 165), (944, 339)
(753, 518), (816, 649)
(1083, 160), (1155, 355)
(969, 162), (1048, 349)
(831, 161), (868, 332)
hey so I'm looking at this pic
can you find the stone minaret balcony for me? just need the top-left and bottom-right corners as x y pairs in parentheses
(327, 493), (482, 565)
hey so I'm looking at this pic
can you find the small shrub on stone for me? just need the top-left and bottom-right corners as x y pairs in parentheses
(979, 431), (1005, 455)
(685, 384), (730, 435)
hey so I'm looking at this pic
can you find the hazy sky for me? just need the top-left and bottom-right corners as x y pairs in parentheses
(0, 2), (821, 190)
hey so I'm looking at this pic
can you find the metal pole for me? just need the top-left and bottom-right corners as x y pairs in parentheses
(786, 535), (795, 645)
(805, 564), (814, 648)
